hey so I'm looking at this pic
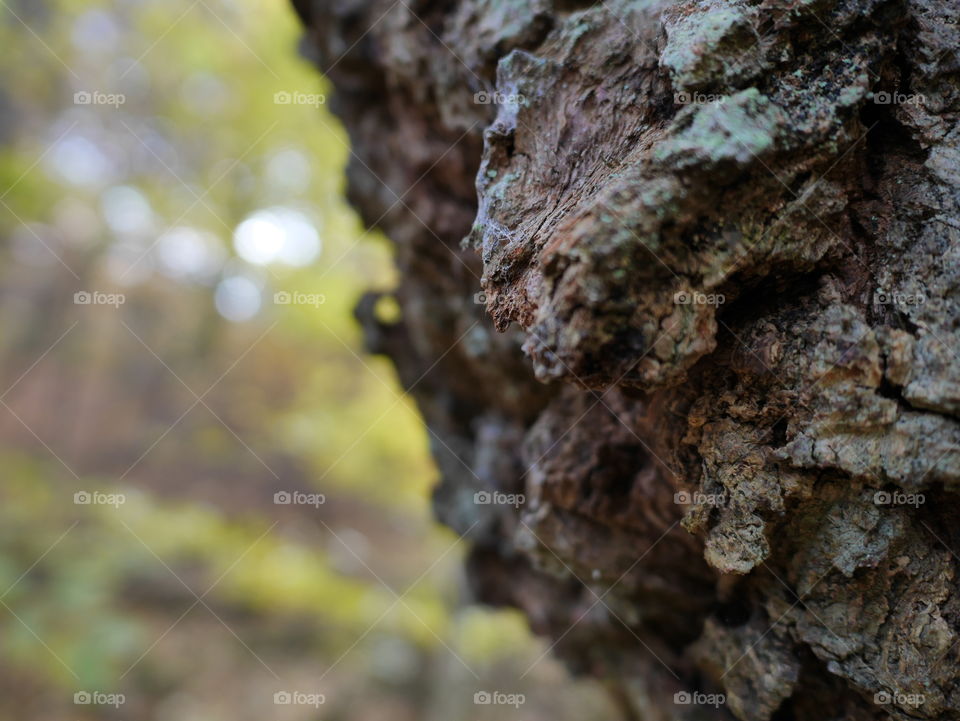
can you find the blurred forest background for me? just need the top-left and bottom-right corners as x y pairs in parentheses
(0, 0), (619, 719)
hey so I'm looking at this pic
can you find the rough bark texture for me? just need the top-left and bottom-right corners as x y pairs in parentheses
(293, 1), (960, 718)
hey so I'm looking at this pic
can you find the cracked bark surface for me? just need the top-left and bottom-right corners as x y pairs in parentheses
(293, 0), (960, 718)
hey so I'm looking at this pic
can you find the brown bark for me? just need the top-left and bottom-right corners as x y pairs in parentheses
(294, 1), (960, 718)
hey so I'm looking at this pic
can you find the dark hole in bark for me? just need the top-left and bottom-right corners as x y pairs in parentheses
(770, 417), (790, 447)
(554, 0), (600, 11)
(713, 599), (752, 627)
(583, 443), (650, 502)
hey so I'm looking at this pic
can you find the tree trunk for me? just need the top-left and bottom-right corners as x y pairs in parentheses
(293, 1), (960, 718)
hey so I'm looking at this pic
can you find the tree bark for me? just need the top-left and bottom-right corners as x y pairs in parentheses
(294, 1), (960, 718)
